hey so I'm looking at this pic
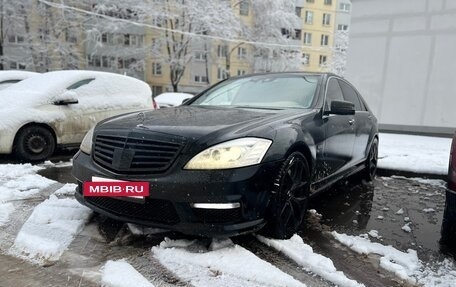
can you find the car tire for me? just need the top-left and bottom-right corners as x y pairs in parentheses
(363, 139), (378, 181)
(15, 125), (56, 162)
(261, 152), (310, 239)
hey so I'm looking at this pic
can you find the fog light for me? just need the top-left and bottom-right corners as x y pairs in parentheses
(190, 203), (241, 209)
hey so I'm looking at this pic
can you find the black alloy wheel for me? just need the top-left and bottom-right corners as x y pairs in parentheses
(364, 139), (378, 181)
(262, 152), (311, 239)
(15, 126), (56, 162)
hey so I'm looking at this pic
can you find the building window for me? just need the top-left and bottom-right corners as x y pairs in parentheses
(239, 1), (249, 16)
(18, 63), (26, 70)
(102, 56), (109, 68)
(295, 7), (302, 18)
(217, 67), (227, 80)
(338, 24), (349, 31)
(322, 14), (331, 25)
(340, 3), (351, 12)
(303, 32), (312, 45)
(237, 47), (247, 59)
(194, 51), (206, 61)
(217, 45), (227, 58)
(294, 29), (302, 40)
(124, 34), (130, 45)
(194, 75), (208, 83)
(319, 55), (327, 66)
(101, 33), (107, 43)
(237, 69), (246, 76)
(305, 11), (313, 24)
(324, 0), (332, 5)
(321, 34), (329, 46)
(17, 36), (24, 43)
(306, 0), (314, 3)
(152, 86), (163, 97)
(9, 61), (17, 69)
(302, 53), (310, 65)
(152, 63), (162, 75)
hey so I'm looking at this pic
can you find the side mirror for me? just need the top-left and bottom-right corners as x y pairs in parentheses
(54, 99), (79, 105)
(54, 91), (79, 105)
(327, 100), (355, 115)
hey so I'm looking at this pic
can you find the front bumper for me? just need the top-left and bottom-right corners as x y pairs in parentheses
(72, 151), (282, 237)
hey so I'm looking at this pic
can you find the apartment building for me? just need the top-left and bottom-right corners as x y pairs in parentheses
(296, 0), (338, 72)
(1, 0), (348, 96)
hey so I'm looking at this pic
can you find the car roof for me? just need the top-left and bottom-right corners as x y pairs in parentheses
(0, 70), (151, 107)
(0, 70), (39, 82)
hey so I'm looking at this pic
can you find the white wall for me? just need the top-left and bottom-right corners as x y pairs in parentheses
(346, 0), (456, 134)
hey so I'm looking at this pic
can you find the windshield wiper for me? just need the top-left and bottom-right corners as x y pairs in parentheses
(232, 105), (283, 110)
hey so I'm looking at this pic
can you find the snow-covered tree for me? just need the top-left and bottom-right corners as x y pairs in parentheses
(250, 0), (302, 73)
(329, 30), (350, 77)
(150, 0), (241, 91)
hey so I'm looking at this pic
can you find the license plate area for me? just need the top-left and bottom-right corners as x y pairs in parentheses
(83, 176), (149, 203)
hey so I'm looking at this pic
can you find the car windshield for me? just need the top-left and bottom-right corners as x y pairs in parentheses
(190, 75), (319, 109)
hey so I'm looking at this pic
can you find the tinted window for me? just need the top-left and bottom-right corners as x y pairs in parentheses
(325, 78), (344, 110)
(338, 80), (362, 111)
(67, 78), (95, 90)
(191, 75), (319, 109)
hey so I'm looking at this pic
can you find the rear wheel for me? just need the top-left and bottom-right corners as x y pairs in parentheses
(363, 139), (378, 181)
(15, 125), (56, 162)
(261, 152), (310, 239)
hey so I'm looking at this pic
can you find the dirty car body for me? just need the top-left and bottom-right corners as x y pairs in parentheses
(72, 72), (378, 238)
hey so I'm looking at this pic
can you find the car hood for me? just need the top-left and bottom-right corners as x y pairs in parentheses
(98, 106), (313, 141)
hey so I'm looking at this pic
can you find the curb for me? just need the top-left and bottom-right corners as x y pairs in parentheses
(377, 168), (447, 181)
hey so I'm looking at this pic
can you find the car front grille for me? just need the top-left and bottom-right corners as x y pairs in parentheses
(85, 196), (180, 225)
(93, 133), (185, 174)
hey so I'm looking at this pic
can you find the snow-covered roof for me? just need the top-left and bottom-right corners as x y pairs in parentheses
(0, 70), (151, 108)
(0, 70), (39, 82)
(155, 92), (194, 107)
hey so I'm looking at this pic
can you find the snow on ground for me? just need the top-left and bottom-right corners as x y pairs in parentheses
(53, 183), (77, 196)
(257, 234), (363, 287)
(0, 202), (14, 226)
(332, 232), (456, 286)
(0, 163), (54, 202)
(152, 237), (305, 287)
(8, 195), (92, 265)
(101, 260), (155, 287)
(378, 133), (452, 175)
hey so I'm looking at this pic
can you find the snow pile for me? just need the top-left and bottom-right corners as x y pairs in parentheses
(332, 231), (419, 282)
(0, 202), (14, 226)
(101, 260), (155, 287)
(402, 223), (412, 233)
(9, 195), (92, 265)
(332, 232), (456, 286)
(53, 183), (77, 196)
(378, 133), (451, 175)
(257, 235), (364, 287)
(367, 230), (381, 239)
(0, 163), (54, 202)
(152, 237), (305, 287)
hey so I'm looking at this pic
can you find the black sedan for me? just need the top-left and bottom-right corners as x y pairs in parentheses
(72, 72), (378, 239)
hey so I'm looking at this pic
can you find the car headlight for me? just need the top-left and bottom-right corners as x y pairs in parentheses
(80, 127), (95, 154)
(184, 138), (272, 170)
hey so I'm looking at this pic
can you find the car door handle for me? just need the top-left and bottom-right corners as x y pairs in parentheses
(348, 119), (355, 125)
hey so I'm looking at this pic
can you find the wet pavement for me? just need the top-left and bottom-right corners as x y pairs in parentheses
(0, 157), (454, 286)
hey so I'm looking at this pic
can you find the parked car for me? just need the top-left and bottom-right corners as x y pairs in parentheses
(72, 72), (378, 239)
(0, 70), (154, 162)
(0, 70), (39, 90)
(442, 133), (456, 243)
(154, 92), (194, 108)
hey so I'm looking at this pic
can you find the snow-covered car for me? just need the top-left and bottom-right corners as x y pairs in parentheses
(154, 92), (194, 108)
(0, 70), (39, 90)
(0, 70), (153, 161)
(73, 72), (379, 239)
(442, 133), (456, 242)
